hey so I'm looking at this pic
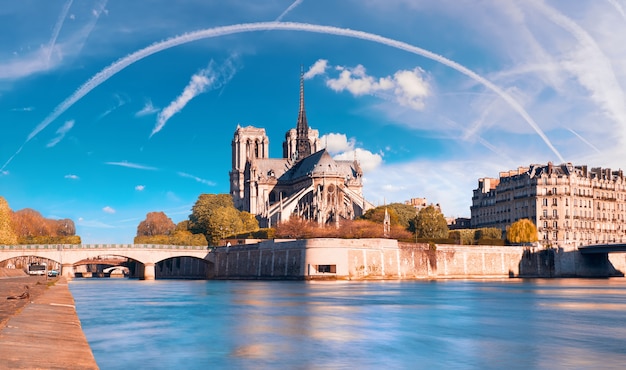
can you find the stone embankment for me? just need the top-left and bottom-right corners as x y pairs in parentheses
(0, 273), (98, 369)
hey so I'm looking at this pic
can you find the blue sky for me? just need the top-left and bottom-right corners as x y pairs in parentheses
(2, 0), (626, 243)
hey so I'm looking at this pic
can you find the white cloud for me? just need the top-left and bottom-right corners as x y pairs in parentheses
(321, 63), (430, 110)
(335, 148), (383, 173)
(102, 206), (115, 214)
(77, 217), (115, 228)
(1, 171), (8, 176)
(320, 133), (383, 173)
(46, 119), (74, 148)
(152, 57), (238, 137)
(64, 174), (79, 180)
(320, 133), (355, 154)
(105, 161), (157, 170)
(177, 172), (216, 186)
(304, 59), (328, 79)
(11, 107), (34, 112)
(135, 185), (145, 191)
(135, 100), (159, 117)
(364, 159), (506, 218)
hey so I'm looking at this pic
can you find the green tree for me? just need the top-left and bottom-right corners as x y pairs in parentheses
(0, 196), (17, 245)
(414, 205), (449, 239)
(362, 206), (400, 226)
(475, 227), (503, 240)
(507, 219), (538, 244)
(188, 194), (258, 246)
(386, 203), (418, 229)
(239, 211), (259, 233)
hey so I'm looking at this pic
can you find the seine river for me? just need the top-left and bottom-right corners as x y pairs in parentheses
(69, 279), (626, 369)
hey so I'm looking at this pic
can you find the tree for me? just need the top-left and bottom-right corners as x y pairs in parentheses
(0, 196), (17, 245)
(137, 212), (176, 237)
(507, 219), (538, 244)
(414, 205), (449, 239)
(386, 203), (418, 229)
(274, 216), (313, 239)
(54, 219), (76, 236)
(474, 227), (502, 240)
(11, 208), (51, 239)
(362, 206), (400, 226)
(188, 194), (258, 246)
(239, 211), (259, 233)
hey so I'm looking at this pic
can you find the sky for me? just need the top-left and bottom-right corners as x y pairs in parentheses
(2, 0), (626, 244)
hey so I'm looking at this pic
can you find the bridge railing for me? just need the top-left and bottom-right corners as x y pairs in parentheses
(0, 244), (208, 251)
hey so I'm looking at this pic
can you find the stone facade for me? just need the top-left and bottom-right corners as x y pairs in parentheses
(471, 162), (626, 248)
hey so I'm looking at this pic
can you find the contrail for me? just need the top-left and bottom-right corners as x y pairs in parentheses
(567, 128), (601, 154)
(276, 0), (304, 21)
(2, 21), (563, 171)
(532, 0), (626, 144)
(607, 0), (626, 21)
(46, 0), (73, 66)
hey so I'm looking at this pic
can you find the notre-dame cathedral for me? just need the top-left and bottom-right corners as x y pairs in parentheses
(229, 72), (372, 227)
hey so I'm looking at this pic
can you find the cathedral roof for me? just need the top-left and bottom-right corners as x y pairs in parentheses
(280, 149), (355, 181)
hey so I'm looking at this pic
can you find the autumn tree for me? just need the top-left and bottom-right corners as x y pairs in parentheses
(54, 219), (76, 236)
(188, 194), (259, 246)
(507, 219), (538, 244)
(0, 196), (17, 245)
(362, 206), (400, 226)
(137, 212), (176, 237)
(9, 207), (79, 244)
(134, 219), (208, 246)
(12, 208), (52, 240)
(414, 205), (449, 239)
(274, 216), (314, 239)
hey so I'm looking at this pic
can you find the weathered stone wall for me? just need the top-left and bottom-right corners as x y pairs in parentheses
(211, 239), (626, 280)
(212, 239), (531, 279)
(214, 239), (306, 279)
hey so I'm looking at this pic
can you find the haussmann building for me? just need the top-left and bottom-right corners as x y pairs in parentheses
(471, 162), (626, 248)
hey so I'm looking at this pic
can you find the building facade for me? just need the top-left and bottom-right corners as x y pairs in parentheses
(471, 162), (626, 247)
(229, 72), (372, 227)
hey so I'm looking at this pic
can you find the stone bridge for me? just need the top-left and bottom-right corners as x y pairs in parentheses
(0, 244), (214, 280)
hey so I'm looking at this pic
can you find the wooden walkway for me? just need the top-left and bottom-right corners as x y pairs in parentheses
(0, 278), (98, 369)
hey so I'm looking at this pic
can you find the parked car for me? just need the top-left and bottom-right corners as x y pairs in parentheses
(47, 270), (59, 277)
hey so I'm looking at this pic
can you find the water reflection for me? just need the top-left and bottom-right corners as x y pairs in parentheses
(70, 279), (626, 369)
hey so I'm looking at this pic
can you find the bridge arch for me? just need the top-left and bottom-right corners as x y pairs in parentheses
(0, 245), (214, 280)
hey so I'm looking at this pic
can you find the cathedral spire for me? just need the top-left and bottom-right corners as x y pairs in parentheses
(295, 66), (311, 161)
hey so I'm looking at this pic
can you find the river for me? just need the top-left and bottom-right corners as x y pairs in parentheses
(69, 278), (626, 369)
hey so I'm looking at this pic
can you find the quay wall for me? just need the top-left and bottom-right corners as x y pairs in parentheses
(213, 239), (524, 279)
(213, 239), (626, 280)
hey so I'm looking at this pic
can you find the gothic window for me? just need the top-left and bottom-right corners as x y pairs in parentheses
(255, 141), (259, 158)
